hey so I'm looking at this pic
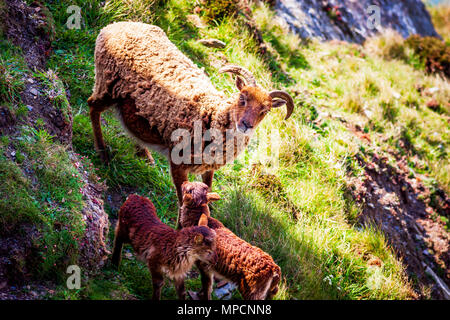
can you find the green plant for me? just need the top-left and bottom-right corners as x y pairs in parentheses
(405, 35), (450, 78)
(0, 40), (27, 104)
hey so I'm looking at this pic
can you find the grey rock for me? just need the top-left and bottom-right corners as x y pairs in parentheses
(198, 38), (227, 48)
(29, 88), (39, 96)
(275, 0), (440, 43)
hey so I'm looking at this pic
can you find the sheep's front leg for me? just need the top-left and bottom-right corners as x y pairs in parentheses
(150, 268), (164, 300)
(202, 170), (214, 191)
(174, 277), (186, 300)
(170, 162), (188, 229)
(196, 261), (213, 300)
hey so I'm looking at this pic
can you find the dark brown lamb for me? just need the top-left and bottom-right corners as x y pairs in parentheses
(112, 194), (217, 300)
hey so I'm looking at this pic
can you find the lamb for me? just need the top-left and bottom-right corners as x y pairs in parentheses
(180, 181), (281, 300)
(87, 22), (295, 215)
(112, 194), (217, 300)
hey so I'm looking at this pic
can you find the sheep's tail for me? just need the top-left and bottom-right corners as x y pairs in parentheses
(111, 222), (124, 268)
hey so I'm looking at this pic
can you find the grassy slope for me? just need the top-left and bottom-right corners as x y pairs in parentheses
(19, 0), (448, 299)
(0, 36), (90, 281)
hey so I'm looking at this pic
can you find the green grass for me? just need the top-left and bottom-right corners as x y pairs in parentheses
(5, 0), (449, 299)
(33, 69), (72, 123)
(37, 0), (421, 299)
(0, 39), (27, 108)
(0, 125), (87, 281)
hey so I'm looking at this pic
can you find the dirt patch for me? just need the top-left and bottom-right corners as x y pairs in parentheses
(4, 0), (54, 70)
(347, 141), (449, 299)
(0, 107), (16, 136)
(21, 79), (73, 145)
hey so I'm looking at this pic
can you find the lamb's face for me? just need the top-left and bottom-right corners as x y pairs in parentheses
(266, 273), (281, 300)
(234, 87), (273, 136)
(190, 226), (217, 265)
(181, 181), (220, 208)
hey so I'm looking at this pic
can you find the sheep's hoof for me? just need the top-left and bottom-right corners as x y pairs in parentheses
(136, 147), (156, 166)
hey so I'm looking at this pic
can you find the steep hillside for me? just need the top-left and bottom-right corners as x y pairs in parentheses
(0, 0), (449, 300)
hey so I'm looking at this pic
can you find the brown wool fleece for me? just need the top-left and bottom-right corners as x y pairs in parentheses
(91, 22), (236, 144)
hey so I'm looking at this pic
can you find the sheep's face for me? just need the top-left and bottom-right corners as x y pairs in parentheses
(185, 214), (217, 265)
(181, 181), (220, 208)
(190, 226), (217, 265)
(234, 86), (286, 136)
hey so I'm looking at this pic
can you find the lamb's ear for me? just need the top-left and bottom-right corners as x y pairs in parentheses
(182, 193), (193, 204)
(206, 192), (221, 202)
(194, 233), (204, 245)
(198, 214), (208, 226)
(181, 181), (190, 191)
(236, 76), (246, 91)
(271, 99), (287, 108)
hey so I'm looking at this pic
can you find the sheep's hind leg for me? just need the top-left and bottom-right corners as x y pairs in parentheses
(111, 221), (127, 268)
(88, 96), (111, 163)
(111, 234), (124, 268)
(135, 144), (155, 165)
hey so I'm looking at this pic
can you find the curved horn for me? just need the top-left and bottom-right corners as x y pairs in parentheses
(269, 90), (295, 120)
(218, 64), (257, 87)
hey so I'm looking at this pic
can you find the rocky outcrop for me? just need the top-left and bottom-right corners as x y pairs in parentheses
(0, 0), (109, 288)
(274, 0), (440, 43)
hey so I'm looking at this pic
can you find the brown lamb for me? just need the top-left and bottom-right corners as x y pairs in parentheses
(87, 22), (295, 223)
(112, 194), (217, 300)
(180, 182), (281, 300)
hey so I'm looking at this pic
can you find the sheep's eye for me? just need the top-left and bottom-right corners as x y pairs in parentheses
(239, 95), (247, 107)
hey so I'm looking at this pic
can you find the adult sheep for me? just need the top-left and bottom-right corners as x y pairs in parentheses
(88, 22), (295, 217)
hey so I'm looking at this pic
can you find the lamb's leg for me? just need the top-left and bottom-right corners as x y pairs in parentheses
(170, 162), (188, 229)
(202, 170), (214, 191)
(150, 268), (164, 300)
(174, 277), (186, 300)
(196, 261), (213, 300)
(88, 97), (110, 163)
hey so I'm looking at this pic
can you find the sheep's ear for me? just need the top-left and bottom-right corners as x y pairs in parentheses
(198, 214), (208, 226)
(272, 99), (287, 109)
(194, 233), (204, 245)
(236, 76), (246, 91)
(207, 192), (221, 202)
